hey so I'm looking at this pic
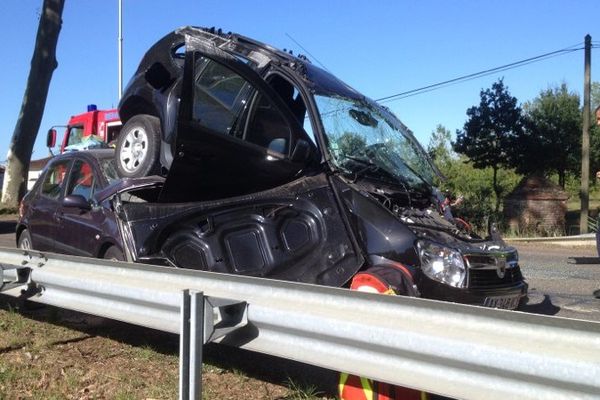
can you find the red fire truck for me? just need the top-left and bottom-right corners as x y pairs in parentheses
(28, 105), (122, 190)
(46, 105), (122, 153)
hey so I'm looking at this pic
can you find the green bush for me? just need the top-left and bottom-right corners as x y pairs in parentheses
(435, 156), (522, 234)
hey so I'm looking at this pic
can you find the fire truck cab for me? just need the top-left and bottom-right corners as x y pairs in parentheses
(46, 105), (122, 153)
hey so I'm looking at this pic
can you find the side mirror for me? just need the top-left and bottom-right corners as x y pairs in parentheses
(62, 194), (91, 210)
(145, 62), (172, 90)
(290, 139), (311, 163)
(46, 129), (57, 148)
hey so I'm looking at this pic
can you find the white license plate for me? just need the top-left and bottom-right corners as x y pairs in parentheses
(483, 295), (520, 310)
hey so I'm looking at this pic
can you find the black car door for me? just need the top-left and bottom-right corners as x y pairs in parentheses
(158, 34), (319, 202)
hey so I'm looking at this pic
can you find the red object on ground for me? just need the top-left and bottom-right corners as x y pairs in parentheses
(339, 266), (428, 400)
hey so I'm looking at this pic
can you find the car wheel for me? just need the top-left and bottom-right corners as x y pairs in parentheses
(18, 229), (33, 250)
(103, 246), (125, 261)
(116, 114), (162, 178)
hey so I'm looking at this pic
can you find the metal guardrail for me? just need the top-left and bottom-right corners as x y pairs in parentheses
(1, 247), (600, 400)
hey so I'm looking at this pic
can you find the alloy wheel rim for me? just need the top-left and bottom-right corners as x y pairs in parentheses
(119, 126), (149, 173)
(20, 237), (31, 250)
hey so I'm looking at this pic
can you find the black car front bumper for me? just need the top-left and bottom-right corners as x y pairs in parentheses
(419, 276), (529, 310)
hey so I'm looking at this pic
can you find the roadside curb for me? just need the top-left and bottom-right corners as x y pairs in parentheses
(506, 234), (596, 247)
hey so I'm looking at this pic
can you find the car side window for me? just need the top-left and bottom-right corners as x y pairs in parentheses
(66, 160), (95, 201)
(192, 56), (295, 155)
(244, 92), (293, 155)
(265, 74), (317, 145)
(41, 160), (70, 199)
(193, 57), (253, 136)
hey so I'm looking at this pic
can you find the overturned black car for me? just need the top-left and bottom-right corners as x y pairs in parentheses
(112, 26), (527, 309)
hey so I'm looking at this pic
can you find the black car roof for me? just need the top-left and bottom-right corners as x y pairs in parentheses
(136, 26), (306, 75)
(51, 149), (115, 162)
(134, 26), (363, 100)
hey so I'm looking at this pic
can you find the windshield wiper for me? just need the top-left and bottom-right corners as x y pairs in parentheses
(337, 154), (400, 184)
(337, 154), (378, 183)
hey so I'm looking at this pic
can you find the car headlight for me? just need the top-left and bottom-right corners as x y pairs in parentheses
(417, 240), (466, 288)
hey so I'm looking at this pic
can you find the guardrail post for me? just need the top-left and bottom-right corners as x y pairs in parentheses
(179, 290), (204, 400)
(0, 264), (30, 293)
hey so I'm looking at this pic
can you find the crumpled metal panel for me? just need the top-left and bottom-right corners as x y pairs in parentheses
(120, 174), (364, 287)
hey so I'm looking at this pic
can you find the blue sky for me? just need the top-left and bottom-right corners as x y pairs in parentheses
(0, 0), (598, 162)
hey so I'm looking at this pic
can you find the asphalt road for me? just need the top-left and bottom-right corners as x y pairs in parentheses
(513, 241), (600, 322)
(0, 217), (16, 247)
(2, 216), (599, 323)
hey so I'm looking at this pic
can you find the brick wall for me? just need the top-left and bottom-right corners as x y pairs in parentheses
(504, 198), (567, 236)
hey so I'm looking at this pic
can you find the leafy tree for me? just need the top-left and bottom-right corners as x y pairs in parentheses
(453, 79), (523, 212)
(591, 81), (600, 111)
(427, 124), (455, 170)
(2, 0), (65, 207)
(426, 124), (521, 233)
(336, 132), (367, 156)
(591, 123), (600, 181)
(590, 81), (600, 178)
(516, 84), (581, 188)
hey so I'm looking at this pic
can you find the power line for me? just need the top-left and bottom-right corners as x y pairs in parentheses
(376, 43), (584, 104)
(285, 33), (331, 73)
(284, 37), (588, 103)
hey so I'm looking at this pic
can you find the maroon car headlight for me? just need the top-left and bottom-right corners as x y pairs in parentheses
(417, 240), (466, 288)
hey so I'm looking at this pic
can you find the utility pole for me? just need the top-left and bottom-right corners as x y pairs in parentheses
(118, 0), (123, 100)
(580, 34), (592, 234)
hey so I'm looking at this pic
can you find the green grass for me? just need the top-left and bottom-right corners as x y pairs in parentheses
(0, 208), (17, 216)
(283, 377), (325, 400)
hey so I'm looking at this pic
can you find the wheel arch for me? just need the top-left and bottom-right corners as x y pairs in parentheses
(97, 240), (123, 259)
(119, 95), (160, 125)
(15, 224), (28, 247)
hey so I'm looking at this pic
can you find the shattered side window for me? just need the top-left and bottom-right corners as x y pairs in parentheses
(100, 158), (120, 184)
(192, 57), (253, 136)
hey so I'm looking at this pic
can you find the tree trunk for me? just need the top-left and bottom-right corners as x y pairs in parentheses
(1, 0), (65, 208)
(492, 165), (501, 213)
(559, 170), (566, 189)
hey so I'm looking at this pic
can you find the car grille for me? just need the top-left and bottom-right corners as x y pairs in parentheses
(468, 266), (523, 288)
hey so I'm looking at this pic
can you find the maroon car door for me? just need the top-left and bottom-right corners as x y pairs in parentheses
(54, 159), (106, 257)
(28, 159), (71, 251)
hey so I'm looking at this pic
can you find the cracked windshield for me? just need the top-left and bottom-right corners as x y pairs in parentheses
(314, 94), (435, 188)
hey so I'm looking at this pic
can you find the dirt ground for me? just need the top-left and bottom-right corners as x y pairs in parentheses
(0, 296), (336, 399)
(0, 301), (337, 400)
(1, 214), (337, 399)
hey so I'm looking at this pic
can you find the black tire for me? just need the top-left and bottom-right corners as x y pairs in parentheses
(115, 114), (162, 178)
(103, 245), (125, 261)
(17, 229), (33, 250)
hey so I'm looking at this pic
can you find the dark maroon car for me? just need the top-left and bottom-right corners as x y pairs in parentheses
(16, 149), (162, 261)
